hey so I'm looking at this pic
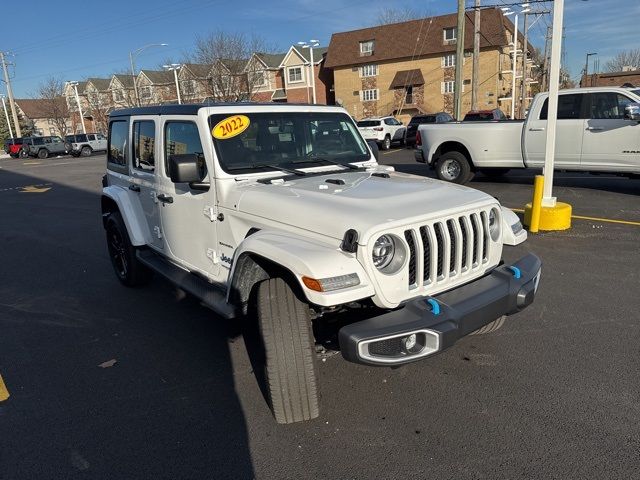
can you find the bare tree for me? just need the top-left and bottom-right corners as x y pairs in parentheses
(189, 30), (272, 102)
(36, 77), (69, 137)
(605, 48), (640, 72)
(375, 7), (427, 25)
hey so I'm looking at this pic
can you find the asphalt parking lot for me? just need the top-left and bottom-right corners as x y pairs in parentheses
(0, 150), (639, 479)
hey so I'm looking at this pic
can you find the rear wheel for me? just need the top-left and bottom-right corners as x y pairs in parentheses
(256, 277), (319, 424)
(19, 148), (29, 159)
(381, 135), (391, 150)
(9, 153), (18, 158)
(37, 149), (48, 159)
(80, 146), (92, 157)
(105, 212), (152, 287)
(435, 151), (473, 184)
(469, 315), (506, 335)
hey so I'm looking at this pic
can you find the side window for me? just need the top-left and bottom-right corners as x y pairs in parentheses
(96, 134), (105, 140)
(132, 121), (156, 172)
(384, 118), (394, 125)
(590, 93), (635, 120)
(108, 120), (128, 168)
(164, 121), (205, 177)
(88, 134), (96, 141)
(539, 94), (584, 120)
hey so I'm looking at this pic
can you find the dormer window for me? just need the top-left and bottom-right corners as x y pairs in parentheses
(360, 40), (375, 56)
(443, 27), (457, 43)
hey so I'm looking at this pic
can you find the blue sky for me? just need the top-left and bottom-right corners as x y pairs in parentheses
(3, 0), (636, 98)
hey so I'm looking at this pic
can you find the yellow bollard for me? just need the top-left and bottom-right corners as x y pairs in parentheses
(528, 175), (544, 233)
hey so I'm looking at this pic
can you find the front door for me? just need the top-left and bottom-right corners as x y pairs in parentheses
(157, 118), (219, 279)
(581, 91), (640, 172)
(129, 118), (163, 249)
(524, 93), (587, 169)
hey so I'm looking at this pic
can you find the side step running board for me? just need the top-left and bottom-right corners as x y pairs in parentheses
(136, 250), (236, 319)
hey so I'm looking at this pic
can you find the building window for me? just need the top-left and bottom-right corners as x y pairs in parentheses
(139, 86), (152, 100)
(181, 79), (196, 95)
(443, 27), (457, 42)
(287, 66), (303, 84)
(251, 70), (267, 87)
(360, 40), (375, 56)
(361, 89), (379, 101)
(113, 89), (124, 102)
(442, 81), (455, 94)
(442, 53), (455, 68)
(360, 64), (378, 77)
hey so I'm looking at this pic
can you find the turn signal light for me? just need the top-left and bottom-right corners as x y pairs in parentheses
(302, 273), (360, 292)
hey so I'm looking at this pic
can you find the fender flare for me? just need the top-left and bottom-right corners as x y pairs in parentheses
(101, 185), (150, 246)
(501, 206), (527, 246)
(227, 230), (375, 308)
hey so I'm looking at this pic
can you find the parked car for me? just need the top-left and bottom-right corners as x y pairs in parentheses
(24, 136), (68, 159)
(3, 137), (28, 158)
(463, 109), (508, 121)
(65, 133), (107, 157)
(102, 103), (539, 425)
(404, 112), (453, 147)
(357, 116), (406, 150)
(415, 87), (640, 183)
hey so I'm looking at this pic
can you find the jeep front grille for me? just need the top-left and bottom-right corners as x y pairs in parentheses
(404, 212), (490, 290)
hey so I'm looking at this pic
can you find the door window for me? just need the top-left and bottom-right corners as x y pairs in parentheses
(164, 121), (205, 176)
(88, 134), (96, 141)
(108, 121), (128, 169)
(589, 93), (635, 119)
(539, 94), (585, 120)
(132, 121), (156, 172)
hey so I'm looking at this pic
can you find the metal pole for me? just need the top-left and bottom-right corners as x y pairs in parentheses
(521, 11), (529, 117)
(130, 51), (140, 107)
(1, 96), (13, 138)
(173, 69), (181, 104)
(471, 0), (480, 111)
(310, 46), (317, 104)
(73, 83), (86, 134)
(454, 0), (465, 119)
(542, 0), (564, 207)
(542, 26), (550, 91)
(511, 13), (518, 119)
(1, 52), (21, 137)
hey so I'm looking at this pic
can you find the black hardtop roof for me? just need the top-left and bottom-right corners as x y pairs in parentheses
(109, 102), (325, 118)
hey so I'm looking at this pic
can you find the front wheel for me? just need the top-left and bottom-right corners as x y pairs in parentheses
(381, 135), (391, 150)
(256, 277), (319, 424)
(37, 149), (48, 159)
(435, 151), (473, 184)
(80, 146), (92, 157)
(19, 149), (29, 159)
(105, 212), (152, 287)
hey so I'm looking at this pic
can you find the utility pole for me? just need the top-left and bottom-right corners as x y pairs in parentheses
(454, 0), (466, 119)
(584, 52), (597, 87)
(0, 52), (21, 137)
(541, 26), (551, 91)
(471, 0), (480, 111)
(1, 95), (13, 138)
(520, 11), (528, 118)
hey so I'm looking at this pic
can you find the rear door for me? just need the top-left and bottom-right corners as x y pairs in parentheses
(524, 93), (587, 169)
(581, 91), (640, 172)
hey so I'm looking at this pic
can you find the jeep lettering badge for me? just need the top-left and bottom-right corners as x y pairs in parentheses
(102, 103), (541, 425)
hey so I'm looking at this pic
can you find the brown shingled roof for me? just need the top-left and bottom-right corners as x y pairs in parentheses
(325, 8), (514, 69)
(16, 97), (68, 119)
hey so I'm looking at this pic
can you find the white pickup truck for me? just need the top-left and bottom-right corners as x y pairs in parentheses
(414, 87), (640, 183)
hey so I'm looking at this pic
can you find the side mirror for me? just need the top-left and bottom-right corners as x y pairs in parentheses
(168, 154), (209, 190)
(624, 102), (640, 121)
(366, 140), (379, 161)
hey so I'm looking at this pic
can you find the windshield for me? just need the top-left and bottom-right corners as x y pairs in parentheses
(409, 116), (436, 125)
(632, 89), (640, 98)
(209, 112), (370, 174)
(357, 120), (380, 127)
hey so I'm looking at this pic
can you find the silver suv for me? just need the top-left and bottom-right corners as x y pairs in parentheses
(65, 133), (107, 157)
(25, 136), (68, 159)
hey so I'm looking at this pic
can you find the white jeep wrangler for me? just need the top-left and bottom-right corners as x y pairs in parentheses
(101, 103), (541, 424)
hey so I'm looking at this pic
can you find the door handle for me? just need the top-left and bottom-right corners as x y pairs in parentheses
(586, 126), (603, 131)
(128, 184), (140, 192)
(157, 194), (173, 204)
(529, 127), (545, 131)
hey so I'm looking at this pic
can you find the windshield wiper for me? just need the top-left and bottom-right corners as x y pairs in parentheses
(227, 163), (307, 176)
(292, 157), (362, 170)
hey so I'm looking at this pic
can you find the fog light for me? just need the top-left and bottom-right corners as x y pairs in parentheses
(402, 333), (417, 351)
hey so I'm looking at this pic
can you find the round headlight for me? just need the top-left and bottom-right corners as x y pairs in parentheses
(489, 208), (500, 241)
(372, 235), (395, 269)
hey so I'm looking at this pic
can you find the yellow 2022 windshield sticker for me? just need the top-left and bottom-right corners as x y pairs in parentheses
(212, 115), (250, 140)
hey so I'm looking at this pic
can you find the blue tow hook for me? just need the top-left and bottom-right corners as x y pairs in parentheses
(426, 298), (440, 316)
(507, 265), (521, 279)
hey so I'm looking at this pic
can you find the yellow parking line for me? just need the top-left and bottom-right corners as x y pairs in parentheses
(0, 374), (9, 401)
(23, 161), (41, 165)
(509, 207), (640, 227)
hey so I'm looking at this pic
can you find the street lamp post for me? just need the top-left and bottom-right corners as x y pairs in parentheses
(129, 43), (168, 106)
(163, 64), (182, 104)
(502, 5), (530, 119)
(0, 94), (13, 138)
(68, 81), (86, 134)
(298, 40), (319, 104)
(584, 52), (597, 86)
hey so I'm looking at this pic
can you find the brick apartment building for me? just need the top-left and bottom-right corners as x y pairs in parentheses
(325, 8), (527, 122)
(580, 68), (640, 88)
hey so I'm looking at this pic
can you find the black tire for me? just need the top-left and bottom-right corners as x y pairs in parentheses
(479, 168), (510, 177)
(381, 135), (391, 150)
(19, 148), (29, 159)
(435, 151), (474, 184)
(105, 212), (152, 287)
(80, 146), (92, 157)
(469, 315), (506, 335)
(9, 153), (18, 158)
(37, 148), (48, 159)
(256, 277), (319, 424)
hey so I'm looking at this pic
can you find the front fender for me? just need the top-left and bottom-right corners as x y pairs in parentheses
(102, 185), (150, 246)
(229, 231), (375, 307)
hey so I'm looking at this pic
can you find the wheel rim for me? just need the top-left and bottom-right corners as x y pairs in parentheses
(440, 159), (461, 181)
(82, 147), (90, 156)
(107, 227), (128, 278)
(384, 137), (390, 149)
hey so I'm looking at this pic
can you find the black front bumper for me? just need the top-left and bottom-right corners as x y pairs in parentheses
(339, 253), (541, 366)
